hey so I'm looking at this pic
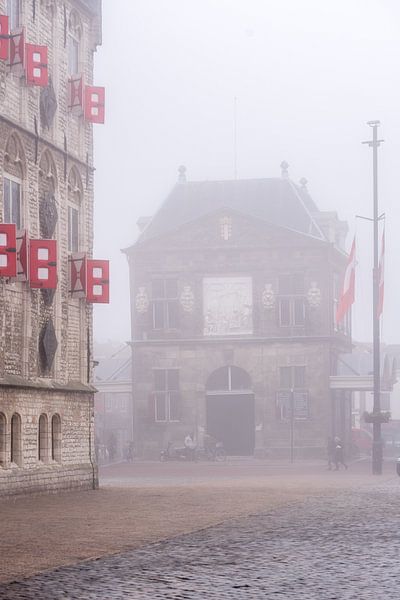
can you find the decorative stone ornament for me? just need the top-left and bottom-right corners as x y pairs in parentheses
(262, 283), (275, 309)
(220, 216), (232, 241)
(39, 192), (58, 238)
(180, 285), (195, 313)
(39, 318), (58, 372)
(135, 287), (149, 314)
(307, 281), (321, 307)
(40, 75), (58, 129)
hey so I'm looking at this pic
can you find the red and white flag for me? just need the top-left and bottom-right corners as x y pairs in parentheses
(378, 228), (385, 317)
(336, 237), (356, 324)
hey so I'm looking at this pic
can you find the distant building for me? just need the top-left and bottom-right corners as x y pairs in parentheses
(123, 166), (351, 458)
(94, 344), (132, 462)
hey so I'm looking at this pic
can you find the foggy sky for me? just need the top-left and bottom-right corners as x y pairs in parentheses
(93, 0), (400, 346)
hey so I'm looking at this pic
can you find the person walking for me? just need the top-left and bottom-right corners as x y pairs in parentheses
(327, 436), (336, 470)
(334, 436), (348, 470)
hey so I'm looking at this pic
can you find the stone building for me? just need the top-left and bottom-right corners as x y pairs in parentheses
(124, 166), (351, 459)
(0, 0), (107, 495)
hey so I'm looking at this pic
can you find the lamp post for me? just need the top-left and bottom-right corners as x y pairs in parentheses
(362, 120), (384, 475)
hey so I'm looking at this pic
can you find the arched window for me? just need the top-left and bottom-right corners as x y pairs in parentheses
(10, 413), (22, 466)
(0, 413), (6, 467)
(206, 366), (252, 393)
(67, 166), (83, 253)
(67, 10), (82, 75)
(3, 133), (25, 229)
(51, 414), (61, 462)
(38, 414), (48, 462)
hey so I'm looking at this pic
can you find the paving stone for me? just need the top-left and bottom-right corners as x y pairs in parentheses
(1, 482), (399, 599)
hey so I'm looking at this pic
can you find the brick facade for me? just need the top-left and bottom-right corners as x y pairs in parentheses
(0, 0), (101, 495)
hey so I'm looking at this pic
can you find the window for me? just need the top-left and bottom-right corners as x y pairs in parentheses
(278, 274), (305, 327)
(7, 0), (20, 30)
(154, 369), (180, 422)
(51, 414), (61, 462)
(3, 176), (21, 228)
(38, 414), (48, 462)
(279, 366), (306, 390)
(277, 366), (309, 421)
(151, 279), (179, 330)
(10, 413), (22, 466)
(206, 366), (252, 392)
(67, 11), (81, 75)
(0, 413), (6, 467)
(68, 206), (79, 252)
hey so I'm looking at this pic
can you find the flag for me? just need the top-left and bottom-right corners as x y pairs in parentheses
(336, 237), (356, 323)
(378, 228), (385, 317)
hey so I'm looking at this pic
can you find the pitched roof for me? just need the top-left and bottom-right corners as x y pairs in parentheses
(132, 177), (326, 248)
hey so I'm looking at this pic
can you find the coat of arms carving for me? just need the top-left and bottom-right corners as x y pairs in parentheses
(135, 287), (149, 314)
(180, 285), (195, 312)
(262, 283), (275, 309)
(307, 281), (321, 307)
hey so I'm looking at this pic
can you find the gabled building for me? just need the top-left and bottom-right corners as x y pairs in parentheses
(124, 166), (351, 458)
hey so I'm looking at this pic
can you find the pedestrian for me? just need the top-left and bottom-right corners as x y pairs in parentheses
(334, 436), (348, 470)
(184, 432), (196, 461)
(327, 436), (336, 470)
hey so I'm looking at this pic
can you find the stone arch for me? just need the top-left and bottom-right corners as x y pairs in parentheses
(0, 413), (6, 467)
(10, 413), (22, 466)
(51, 413), (61, 462)
(68, 165), (83, 205)
(38, 413), (49, 462)
(68, 8), (82, 39)
(4, 131), (26, 179)
(206, 365), (252, 392)
(38, 148), (58, 193)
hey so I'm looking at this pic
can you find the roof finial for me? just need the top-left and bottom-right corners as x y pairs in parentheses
(299, 177), (308, 190)
(178, 165), (187, 183)
(280, 161), (289, 179)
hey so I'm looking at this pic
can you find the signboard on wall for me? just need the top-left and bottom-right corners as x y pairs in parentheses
(203, 276), (253, 336)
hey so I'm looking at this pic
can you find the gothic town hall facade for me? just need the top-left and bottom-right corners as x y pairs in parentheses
(125, 168), (351, 458)
(0, 0), (108, 495)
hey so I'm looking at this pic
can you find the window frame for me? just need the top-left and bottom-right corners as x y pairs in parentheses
(153, 368), (180, 423)
(151, 278), (179, 331)
(7, 0), (20, 30)
(68, 204), (79, 253)
(3, 174), (22, 229)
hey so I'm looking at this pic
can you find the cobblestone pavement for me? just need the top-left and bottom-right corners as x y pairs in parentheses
(1, 480), (399, 599)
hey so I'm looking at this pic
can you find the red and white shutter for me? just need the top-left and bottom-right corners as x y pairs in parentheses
(29, 239), (57, 289)
(84, 86), (105, 124)
(0, 223), (17, 278)
(68, 74), (84, 114)
(69, 252), (87, 297)
(25, 43), (48, 86)
(336, 237), (356, 324)
(0, 15), (9, 61)
(87, 259), (109, 303)
(8, 27), (24, 73)
(378, 229), (385, 317)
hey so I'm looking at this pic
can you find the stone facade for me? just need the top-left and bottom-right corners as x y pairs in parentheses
(0, 0), (101, 494)
(125, 175), (352, 459)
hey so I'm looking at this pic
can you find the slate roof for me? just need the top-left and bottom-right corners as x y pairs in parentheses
(132, 178), (326, 248)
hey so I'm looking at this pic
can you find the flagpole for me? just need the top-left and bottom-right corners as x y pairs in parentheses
(363, 120), (384, 475)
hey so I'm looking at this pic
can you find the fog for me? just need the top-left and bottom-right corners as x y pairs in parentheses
(93, 0), (400, 345)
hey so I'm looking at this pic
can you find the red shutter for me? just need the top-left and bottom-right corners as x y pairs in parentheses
(0, 15), (9, 61)
(8, 27), (24, 73)
(25, 43), (48, 86)
(86, 259), (109, 303)
(0, 223), (17, 277)
(69, 252), (87, 297)
(29, 239), (57, 289)
(68, 74), (84, 114)
(84, 86), (105, 124)
(12, 229), (29, 281)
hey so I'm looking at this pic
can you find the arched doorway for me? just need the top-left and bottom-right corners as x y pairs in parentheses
(206, 366), (255, 455)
